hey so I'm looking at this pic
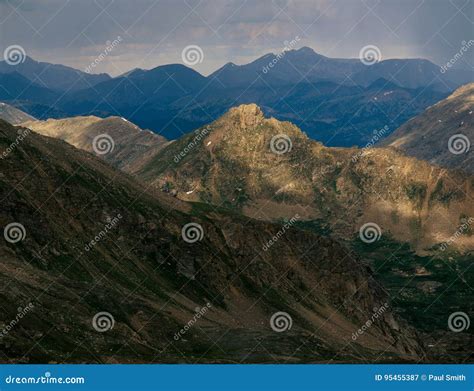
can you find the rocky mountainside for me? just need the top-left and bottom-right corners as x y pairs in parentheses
(22, 116), (168, 174)
(0, 118), (423, 363)
(381, 83), (473, 174)
(136, 104), (474, 254)
(0, 102), (35, 124)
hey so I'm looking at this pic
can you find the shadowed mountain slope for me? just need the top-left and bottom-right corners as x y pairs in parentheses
(0, 119), (423, 363)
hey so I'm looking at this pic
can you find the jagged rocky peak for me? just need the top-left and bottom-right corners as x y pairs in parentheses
(225, 103), (265, 128)
(220, 103), (306, 140)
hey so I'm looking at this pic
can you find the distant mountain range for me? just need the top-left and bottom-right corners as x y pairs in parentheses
(210, 49), (467, 91)
(0, 56), (110, 91)
(0, 48), (470, 147)
(381, 83), (473, 174)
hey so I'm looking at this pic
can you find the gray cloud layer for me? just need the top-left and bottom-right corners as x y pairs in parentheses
(1, 0), (472, 76)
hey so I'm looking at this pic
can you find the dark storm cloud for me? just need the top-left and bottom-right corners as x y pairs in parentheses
(0, 0), (472, 76)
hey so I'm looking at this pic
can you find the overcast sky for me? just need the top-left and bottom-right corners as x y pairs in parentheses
(0, 0), (472, 76)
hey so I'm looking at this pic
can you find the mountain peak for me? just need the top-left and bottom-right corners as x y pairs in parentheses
(288, 46), (325, 58)
(295, 46), (315, 54)
(226, 103), (265, 127)
(229, 103), (263, 116)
